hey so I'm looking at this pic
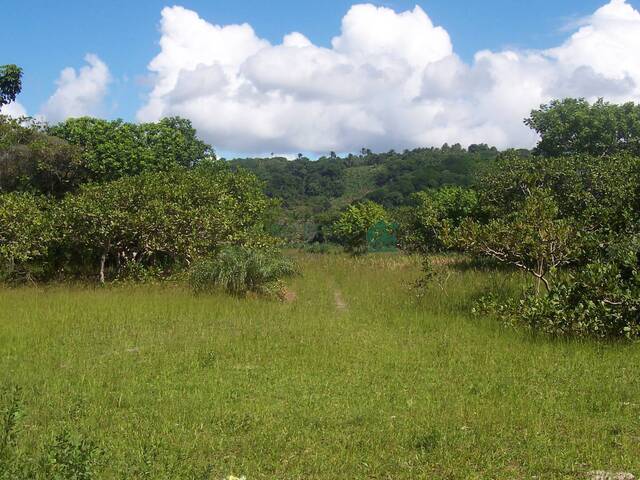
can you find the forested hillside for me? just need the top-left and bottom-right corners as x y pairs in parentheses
(229, 144), (505, 242)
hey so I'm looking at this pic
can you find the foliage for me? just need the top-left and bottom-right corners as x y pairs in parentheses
(332, 200), (388, 254)
(474, 151), (640, 262)
(0, 116), (83, 196)
(0, 113), (278, 285)
(0, 191), (55, 279)
(456, 189), (575, 293)
(399, 186), (478, 253)
(231, 156), (346, 204)
(479, 246), (640, 339)
(43, 429), (102, 480)
(1, 115), (214, 197)
(456, 102), (640, 337)
(0, 65), (22, 108)
(526, 98), (640, 157)
(59, 161), (277, 282)
(189, 246), (296, 296)
(230, 145), (498, 243)
(48, 116), (214, 183)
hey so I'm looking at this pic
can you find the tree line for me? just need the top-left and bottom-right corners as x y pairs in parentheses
(229, 144), (499, 243)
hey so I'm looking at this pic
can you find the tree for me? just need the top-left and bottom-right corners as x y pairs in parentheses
(456, 124), (640, 337)
(332, 200), (388, 254)
(457, 189), (574, 293)
(400, 186), (478, 253)
(475, 150), (640, 263)
(48, 117), (214, 183)
(480, 233), (640, 339)
(59, 161), (277, 282)
(0, 116), (83, 196)
(0, 192), (54, 279)
(0, 65), (22, 108)
(526, 98), (640, 157)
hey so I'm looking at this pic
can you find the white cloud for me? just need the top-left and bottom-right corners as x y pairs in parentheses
(41, 54), (111, 122)
(138, 1), (640, 154)
(0, 101), (27, 118)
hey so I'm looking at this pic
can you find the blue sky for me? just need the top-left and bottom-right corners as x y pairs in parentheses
(3, 0), (640, 154)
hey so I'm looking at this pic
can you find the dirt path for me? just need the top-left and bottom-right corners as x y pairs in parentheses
(334, 290), (348, 311)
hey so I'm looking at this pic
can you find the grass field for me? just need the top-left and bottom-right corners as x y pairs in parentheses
(1, 254), (639, 479)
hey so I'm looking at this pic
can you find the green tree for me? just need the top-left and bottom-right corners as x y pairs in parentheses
(0, 65), (22, 108)
(526, 98), (640, 157)
(0, 116), (83, 196)
(0, 192), (54, 279)
(475, 150), (640, 262)
(332, 200), (388, 254)
(400, 186), (478, 253)
(60, 161), (277, 282)
(48, 117), (213, 182)
(457, 189), (574, 293)
(480, 234), (640, 338)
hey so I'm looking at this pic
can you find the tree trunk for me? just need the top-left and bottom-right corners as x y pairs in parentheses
(99, 253), (107, 284)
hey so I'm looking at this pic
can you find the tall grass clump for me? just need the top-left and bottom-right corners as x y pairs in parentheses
(189, 246), (296, 296)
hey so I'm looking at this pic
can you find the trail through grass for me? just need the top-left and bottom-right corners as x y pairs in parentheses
(0, 254), (639, 479)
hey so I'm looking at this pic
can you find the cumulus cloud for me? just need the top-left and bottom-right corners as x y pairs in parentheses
(0, 101), (27, 118)
(138, 1), (640, 154)
(41, 54), (111, 122)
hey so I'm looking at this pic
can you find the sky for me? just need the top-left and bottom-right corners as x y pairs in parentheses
(2, 0), (640, 156)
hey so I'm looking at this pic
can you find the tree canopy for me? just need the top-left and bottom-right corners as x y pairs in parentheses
(0, 65), (22, 108)
(526, 98), (640, 157)
(48, 116), (214, 183)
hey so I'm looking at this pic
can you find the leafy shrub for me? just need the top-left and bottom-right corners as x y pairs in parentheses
(58, 161), (277, 283)
(474, 152), (640, 264)
(0, 192), (55, 280)
(477, 237), (640, 338)
(42, 429), (102, 480)
(332, 200), (388, 254)
(189, 247), (296, 297)
(456, 189), (575, 294)
(399, 186), (478, 253)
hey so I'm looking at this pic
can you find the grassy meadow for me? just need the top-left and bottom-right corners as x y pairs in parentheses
(1, 253), (639, 479)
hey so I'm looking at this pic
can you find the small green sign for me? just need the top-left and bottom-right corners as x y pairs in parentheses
(367, 221), (398, 252)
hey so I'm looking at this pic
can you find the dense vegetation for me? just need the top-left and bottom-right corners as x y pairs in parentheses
(3, 61), (640, 338)
(0, 114), (279, 285)
(230, 144), (499, 243)
(0, 65), (21, 108)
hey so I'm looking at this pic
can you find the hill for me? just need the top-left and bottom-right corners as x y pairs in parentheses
(229, 144), (505, 242)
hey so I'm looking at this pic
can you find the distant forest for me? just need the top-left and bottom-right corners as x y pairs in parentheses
(229, 144), (518, 242)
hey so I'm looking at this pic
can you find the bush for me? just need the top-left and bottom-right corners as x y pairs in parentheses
(0, 192), (55, 280)
(398, 186), (478, 253)
(332, 200), (388, 254)
(189, 247), (296, 297)
(58, 161), (278, 283)
(477, 238), (640, 338)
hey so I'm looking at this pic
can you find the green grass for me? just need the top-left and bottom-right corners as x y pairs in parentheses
(1, 254), (639, 479)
